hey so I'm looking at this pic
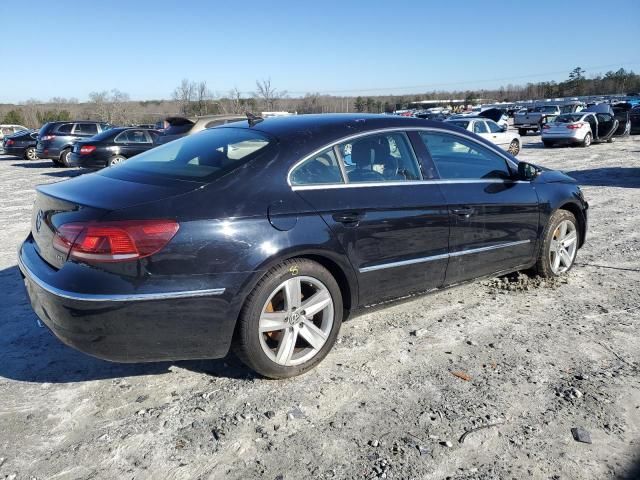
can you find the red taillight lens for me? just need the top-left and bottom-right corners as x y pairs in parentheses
(5, 139), (15, 145)
(79, 145), (96, 155)
(566, 123), (584, 130)
(42, 134), (55, 141)
(53, 220), (179, 262)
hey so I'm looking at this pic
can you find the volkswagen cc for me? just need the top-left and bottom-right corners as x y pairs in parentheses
(19, 114), (588, 378)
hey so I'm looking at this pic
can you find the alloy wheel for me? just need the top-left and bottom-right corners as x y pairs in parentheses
(258, 276), (334, 367)
(549, 220), (578, 274)
(26, 147), (37, 160)
(508, 139), (520, 155)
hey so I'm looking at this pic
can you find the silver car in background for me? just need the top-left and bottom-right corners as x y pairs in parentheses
(541, 112), (618, 147)
(445, 117), (521, 155)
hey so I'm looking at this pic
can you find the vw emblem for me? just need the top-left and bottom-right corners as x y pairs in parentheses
(35, 210), (44, 233)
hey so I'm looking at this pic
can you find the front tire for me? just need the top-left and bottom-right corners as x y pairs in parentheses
(234, 258), (343, 379)
(535, 210), (579, 278)
(24, 147), (38, 160)
(507, 139), (520, 156)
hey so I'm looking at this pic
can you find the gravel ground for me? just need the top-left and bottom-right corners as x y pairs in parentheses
(0, 134), (639, 480)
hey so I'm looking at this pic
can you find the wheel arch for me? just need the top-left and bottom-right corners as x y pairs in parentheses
(555, 201), (586, 248)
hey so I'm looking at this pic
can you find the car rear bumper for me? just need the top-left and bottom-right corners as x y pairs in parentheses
(68, 152), (106, 169)
(541, 134), (583, 145)
(18, 237), (241, 362)
(36, 143), (60, 159)
(2, 146), (26, 157)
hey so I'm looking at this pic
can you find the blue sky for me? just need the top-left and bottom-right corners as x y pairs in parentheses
(2, 0), (639, 103)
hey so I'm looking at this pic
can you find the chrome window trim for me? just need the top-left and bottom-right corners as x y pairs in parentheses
(286, 126), (520, 188)
(359, 239), (531, 273)
(18, 253), (225, 302)
(291, 178), (529, 192)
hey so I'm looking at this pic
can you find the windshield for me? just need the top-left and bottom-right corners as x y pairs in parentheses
(111, 127), (274, 182)
(555, 114), (584, 123)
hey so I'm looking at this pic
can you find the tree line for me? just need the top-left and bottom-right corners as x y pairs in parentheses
(2, 67), (639, 128)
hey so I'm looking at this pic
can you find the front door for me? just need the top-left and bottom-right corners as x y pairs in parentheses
(417, 130), (539, 285)
(595, 113), (617, 140)
(290, 131), (450, 306)
(115, 130), (153, 157)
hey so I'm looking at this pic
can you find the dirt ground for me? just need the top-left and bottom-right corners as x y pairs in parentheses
(0, 133), (639, 480)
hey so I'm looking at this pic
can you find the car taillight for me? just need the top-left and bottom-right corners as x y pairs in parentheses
(79, 145), (96, 155)
(566, 123), (584, 130)
(5, 139), (14, 145)
(42, 134), (55, 141)
(53, 220), (179, 262)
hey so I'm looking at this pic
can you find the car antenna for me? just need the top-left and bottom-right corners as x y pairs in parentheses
(246, 112), (264, 127)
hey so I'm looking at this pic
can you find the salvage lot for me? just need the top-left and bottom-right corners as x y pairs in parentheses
(0, 134), (639, 479)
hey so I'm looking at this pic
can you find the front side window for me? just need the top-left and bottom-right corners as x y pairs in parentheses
(486, 120), (503, 133)
(338, 133), (421, 183)
(75, 123), (98, 135)
(419, 131), (511, 180)
(290, 148), (343, 186)
(115, 130), (150, 144)
(109, 127), (273, 181)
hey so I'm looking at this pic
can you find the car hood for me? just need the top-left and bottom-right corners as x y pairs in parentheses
(536, 169), (577, 184)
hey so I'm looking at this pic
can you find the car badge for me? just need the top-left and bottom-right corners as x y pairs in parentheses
(35, 210), (44, 233)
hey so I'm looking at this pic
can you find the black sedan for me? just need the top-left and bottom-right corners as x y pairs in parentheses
(19, 114), (588, 378)
(68, 127), (160, 168)
(2, 129), (38, 160)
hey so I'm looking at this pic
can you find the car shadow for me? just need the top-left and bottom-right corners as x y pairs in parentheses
(10, 161), (53, 168)
(618, 452), (640, 479)
(564, 167), (640, 188)
(10, 162), (86, 178)
(0, 265), (255, 383)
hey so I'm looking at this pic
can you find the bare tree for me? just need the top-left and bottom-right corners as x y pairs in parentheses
(194, 81), (212, 116)
(87, 89), (131, 124)
(254, 79), (287, 112)
(172, 79), (195, 115)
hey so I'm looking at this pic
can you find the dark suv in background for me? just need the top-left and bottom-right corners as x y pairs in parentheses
(36, 121), (111, 167)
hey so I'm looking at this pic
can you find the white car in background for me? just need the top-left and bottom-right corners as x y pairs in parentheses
(445, 117), (521, 155)
(0, 124), (30, 154)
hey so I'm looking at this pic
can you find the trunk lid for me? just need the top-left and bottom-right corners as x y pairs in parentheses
(32, 172), (202, 268)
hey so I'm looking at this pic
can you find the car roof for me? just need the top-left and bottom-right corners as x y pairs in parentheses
(223, 114), (459, 141)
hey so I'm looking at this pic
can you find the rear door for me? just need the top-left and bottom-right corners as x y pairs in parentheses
(595, 113), (617, 140)
(290, 130), (450, 306)
(417, 130), (539, 285)
(114, 129), (153, 157)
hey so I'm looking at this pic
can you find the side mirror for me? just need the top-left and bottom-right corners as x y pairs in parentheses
(518, 161), (539, 180)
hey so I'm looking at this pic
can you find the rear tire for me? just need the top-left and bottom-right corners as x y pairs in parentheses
(234, 258), (343, 379)
(518, 128), (527, 136)
(581, 133), (592, 148)
(60, 148), (72, 167)
(543, 141), (552, 148)
(24, 147), (38, 161)
(535, 210), (579, 278)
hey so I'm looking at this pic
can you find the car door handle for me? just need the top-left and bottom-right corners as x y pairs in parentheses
(451, 208), (475, 217)
(332, 211), (364, 225)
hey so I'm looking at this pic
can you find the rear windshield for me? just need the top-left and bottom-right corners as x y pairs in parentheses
(163, 123), (193, 136)
(448, 120), (470, 129)
(111, 127), (273, 181)
(90, 128), (120, 141)
(555, 114), (584, 123)
(38, 122), (53, 136)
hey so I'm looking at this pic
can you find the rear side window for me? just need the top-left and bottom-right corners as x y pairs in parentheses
(419, 131), (511, 180)
(56, 123), (73, 134)
(338, 133), (422, 183)
(115, 130), (151, 143)
(112, 128), (273, 181)
(290, 148), (344, 186)
(472, 121), (488, 134)
(448, 120), (469, 129)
